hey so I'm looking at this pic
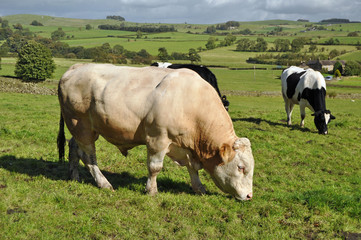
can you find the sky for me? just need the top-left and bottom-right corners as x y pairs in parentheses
(1, 0), (361, 24)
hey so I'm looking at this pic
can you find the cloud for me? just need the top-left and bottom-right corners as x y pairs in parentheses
(1, 0), (360, 23)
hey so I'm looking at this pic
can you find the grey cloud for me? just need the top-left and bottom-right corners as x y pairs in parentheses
(1, 0), (360, 23)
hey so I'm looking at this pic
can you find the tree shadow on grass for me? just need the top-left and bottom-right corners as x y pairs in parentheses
(0, 155), (196, 195)
(232, 117), (312, 133)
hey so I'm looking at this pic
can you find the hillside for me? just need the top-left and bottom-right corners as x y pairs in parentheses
(1, 14), (361, 69)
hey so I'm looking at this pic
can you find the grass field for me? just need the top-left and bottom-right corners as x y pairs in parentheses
(0, 89), (360, 239)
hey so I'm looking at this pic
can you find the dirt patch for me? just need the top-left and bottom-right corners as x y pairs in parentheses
(0, 77), (57, 95)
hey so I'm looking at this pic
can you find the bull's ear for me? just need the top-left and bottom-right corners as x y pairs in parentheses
(331, 114), (336, 120)
(219, 143), (234, 162)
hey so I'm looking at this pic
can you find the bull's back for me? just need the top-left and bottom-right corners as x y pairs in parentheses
(58, 64), (173, 143)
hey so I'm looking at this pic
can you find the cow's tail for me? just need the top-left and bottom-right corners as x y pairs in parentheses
(57, 112), (66, 162)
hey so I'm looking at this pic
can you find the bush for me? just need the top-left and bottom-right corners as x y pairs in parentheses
(347, 32), (359, 37)
(15, 41), (56, 82)
(334, 69), (341, 78)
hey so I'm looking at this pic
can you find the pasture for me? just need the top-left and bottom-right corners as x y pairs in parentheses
(1, 15), (361, 239)
(1, 70), (360, 239)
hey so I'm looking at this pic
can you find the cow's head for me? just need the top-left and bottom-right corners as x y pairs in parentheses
(210, 138), (254, 201)
(312, 110), (336, 134)
(222, 95), (230, 111)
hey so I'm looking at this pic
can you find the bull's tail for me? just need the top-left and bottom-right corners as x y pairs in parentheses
(57, 112), (66, 162)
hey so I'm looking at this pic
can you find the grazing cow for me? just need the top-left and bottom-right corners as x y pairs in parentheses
(151, 62), (230, 111)
(57, 64), (254, 200)
(281, 66), (335, 134)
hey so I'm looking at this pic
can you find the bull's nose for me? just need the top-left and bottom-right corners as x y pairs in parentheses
(246, 192), (253, 200)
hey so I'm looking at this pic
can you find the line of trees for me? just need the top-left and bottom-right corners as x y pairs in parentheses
(98, 24), (176, 33)
(106, 16), (125, 21)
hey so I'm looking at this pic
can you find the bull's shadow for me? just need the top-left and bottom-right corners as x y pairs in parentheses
(0, 155), (196, 195)
(232, 117), (312, 133)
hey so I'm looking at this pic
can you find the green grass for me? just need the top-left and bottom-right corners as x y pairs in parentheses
(1, 72), (361, 239)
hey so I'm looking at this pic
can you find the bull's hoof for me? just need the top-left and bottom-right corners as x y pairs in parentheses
(145, 186), (158, 196)
(69, 170), (80, 182)
(99, 182), (114, 191)
(193, 185), (206, 195)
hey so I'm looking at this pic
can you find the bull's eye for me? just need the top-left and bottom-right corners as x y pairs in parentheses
(238, 166), (245, 173)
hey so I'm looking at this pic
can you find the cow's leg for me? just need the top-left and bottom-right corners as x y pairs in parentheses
(76, 141), (113, 190)
(145, 147), (168, 196)
(186, 165), (206, 195)
(68, 137), (80, 181)
(299, 102), (307, 127)
(285, 100), (294, 126)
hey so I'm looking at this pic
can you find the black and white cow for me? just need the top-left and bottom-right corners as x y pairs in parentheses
(281, 66), (335, 134)
(151, 62), (230, 111)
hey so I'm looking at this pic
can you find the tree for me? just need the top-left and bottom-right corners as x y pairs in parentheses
(254, 37), (268, 52)
(205, 37), (217, 50)
(31, 20), (43, 26)
(15, 41), (56, 82)
(136, 30), (142, 39)
(291, 38), (307, 52)
(344, 61), (361, 76)
(329, 49), (340, 59)
(274, 39), (290, 52)
(333, 61), (343, 75)
(236, 38), (254, 51)
(13, 23), (23, 30)
(188, 48), (201, 64)
(85, 24), (92, 30)
(223, 34), (237, 46)
(1, 20), (9, 28)
(158, 47), (169, 61)
(205, 25), (216, 34)
(309, 44), (317, 53)
(113, 44), (124, 55)
(92, 47), (110, 63)
(51, 28), (66, 40)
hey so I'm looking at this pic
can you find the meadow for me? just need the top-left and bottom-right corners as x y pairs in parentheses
(1, 15), (361, 239)
(1, 86), (360, 239)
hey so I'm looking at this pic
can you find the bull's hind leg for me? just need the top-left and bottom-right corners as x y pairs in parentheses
(77, 141), (114, 190)
(69, 137), (80, 181)
(69, 137), (113, 190)
(284, 100), (294, 126)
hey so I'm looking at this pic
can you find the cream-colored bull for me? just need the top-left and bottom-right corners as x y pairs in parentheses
(57, 64), (254, 200)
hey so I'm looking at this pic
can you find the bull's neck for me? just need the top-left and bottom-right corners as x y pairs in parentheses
(193, 118), (237, 168)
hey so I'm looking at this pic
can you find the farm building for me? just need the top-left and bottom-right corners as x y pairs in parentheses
(307, 60), (346, 72)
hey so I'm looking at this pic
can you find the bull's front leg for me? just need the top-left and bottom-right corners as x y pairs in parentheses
(145, 148), (167, 196)
(186, 165), (206, 195)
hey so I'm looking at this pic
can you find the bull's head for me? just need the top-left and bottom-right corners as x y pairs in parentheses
(312, 110), (336, 135)
(210, 138), (254, 201)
